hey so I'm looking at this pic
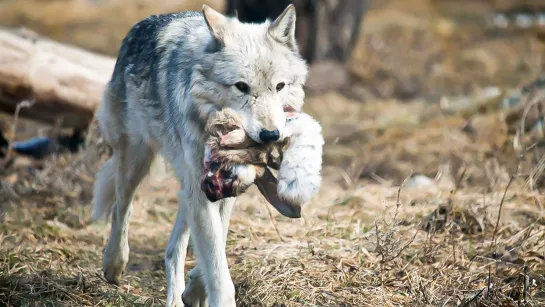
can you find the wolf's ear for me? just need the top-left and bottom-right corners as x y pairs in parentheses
(202, 4), (228, 41)
(268, 4), (297, 50)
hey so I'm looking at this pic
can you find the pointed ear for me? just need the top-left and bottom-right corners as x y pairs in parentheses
(268, 4), (297, 50)
(202, 4), (228, 41)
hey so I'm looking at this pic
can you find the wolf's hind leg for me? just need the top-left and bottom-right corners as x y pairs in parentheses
(165, 191), (190, 307)
(91, 158), (116, 222)
(102, 138), (155, 285)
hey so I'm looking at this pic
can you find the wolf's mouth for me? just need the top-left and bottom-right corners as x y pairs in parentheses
(283, 105), (299, 121)
(283, 104), (296, 113)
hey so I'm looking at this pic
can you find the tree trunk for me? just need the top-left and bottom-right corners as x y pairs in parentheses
(0, 27), (115, 130)
(225, 0), (368, 63)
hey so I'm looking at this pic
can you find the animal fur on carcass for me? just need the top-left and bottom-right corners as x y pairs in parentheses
(201, 108), (324, 218)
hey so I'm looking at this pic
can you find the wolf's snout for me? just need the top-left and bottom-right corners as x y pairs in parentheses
(259, 129), (280, 143)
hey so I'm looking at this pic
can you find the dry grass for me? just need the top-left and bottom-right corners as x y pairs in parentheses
(1, 0), (545, 306)
(348, 0), (545, 100)
(2, 93), (545, 306)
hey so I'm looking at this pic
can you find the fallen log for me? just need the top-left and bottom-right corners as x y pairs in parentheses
(0, 27), (115, 130)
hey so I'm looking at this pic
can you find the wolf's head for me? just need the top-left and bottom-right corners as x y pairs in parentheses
(193, 4), (308, 144)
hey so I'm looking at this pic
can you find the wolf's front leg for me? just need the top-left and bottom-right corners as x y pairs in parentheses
(183, 196), (236, 306)
(184, 178), (236, 307)
(165, 191), (190, 307)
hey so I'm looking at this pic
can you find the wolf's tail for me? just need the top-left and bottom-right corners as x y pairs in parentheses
(90, 154), (168, 223)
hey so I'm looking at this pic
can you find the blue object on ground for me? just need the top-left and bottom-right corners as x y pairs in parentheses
(12, 137), (52, 159)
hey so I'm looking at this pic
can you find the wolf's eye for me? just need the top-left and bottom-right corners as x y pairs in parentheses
(276, 82), (285, 92)
(235, 82), (250, 94)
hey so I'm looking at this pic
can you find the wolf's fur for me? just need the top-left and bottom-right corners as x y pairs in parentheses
(91, 4), (315, 307)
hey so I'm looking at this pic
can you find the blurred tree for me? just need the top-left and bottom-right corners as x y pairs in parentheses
(225, 0), (368, 64)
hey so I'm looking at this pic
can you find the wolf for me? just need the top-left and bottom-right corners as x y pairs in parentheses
(91, 4), (315, 307)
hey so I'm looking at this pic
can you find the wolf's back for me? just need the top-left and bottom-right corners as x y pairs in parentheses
(109, 11), (206, 91)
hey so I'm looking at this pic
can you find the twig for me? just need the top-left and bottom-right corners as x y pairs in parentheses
(491, 163), (519, 249)
(449, 167), (467, 215)
(523, 139), (545, 152)
(451, 167), (467, 202)
(460, 288), (485, 307)
(370, 172), (388, 185)
(419, 279), (430, 305)
(520, 96), (540, 137)
(374, 218), (384, 286)
(486, 265), (491, 301)
(339, 168), (354, 189)
(523, 265), (529, 304)
(374, 175), (417, 286)
(385, 230), (417, 263)
(4, 100), (35, 160)
(263, 201), (285, 242)
(537, 101), (545, 138)
(451, 231), (456, 266)
(395, 171), (413, 212)
(440, 296), (452, 307)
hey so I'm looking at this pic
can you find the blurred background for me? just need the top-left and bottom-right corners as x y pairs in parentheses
(2, 0), (545, 96)
(1, 1), (545, 306)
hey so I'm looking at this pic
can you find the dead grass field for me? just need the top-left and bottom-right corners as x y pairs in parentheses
(2, 0), (545, 306)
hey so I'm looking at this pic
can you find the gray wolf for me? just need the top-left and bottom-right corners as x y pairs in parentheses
(90, 4), (321, 306)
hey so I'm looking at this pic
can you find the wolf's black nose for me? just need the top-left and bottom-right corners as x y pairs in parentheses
(259, 129), (280, 143)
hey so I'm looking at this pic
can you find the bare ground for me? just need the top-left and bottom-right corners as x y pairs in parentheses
(1, 0), (545, 306)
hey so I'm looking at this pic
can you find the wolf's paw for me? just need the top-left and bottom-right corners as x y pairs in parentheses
(103, 264), (125, 285)
(182, 270), (208, 307)
(166, 295), (184, 307)
(102, 241), (129, 285)
(103, 258), (126, 286)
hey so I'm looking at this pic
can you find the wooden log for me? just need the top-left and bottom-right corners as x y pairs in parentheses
(0, 27), (115, 129)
